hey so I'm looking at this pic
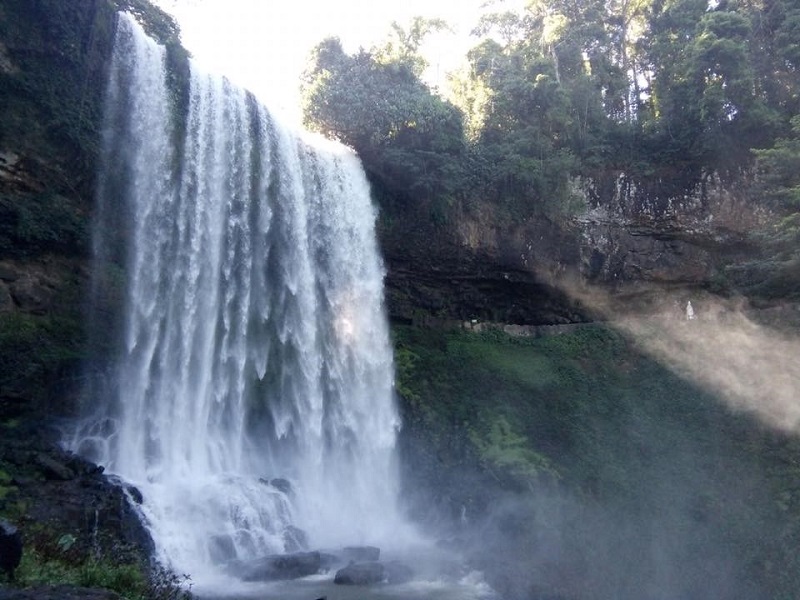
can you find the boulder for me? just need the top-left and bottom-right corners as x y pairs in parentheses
(333, 561), (385, 585)
(270, 478), (293, 495)
(384, 561), (414, 584)
(0, 520), (23, 581)
(233, 551), (321, 582)
(342, 545), (380, 562)
(9, 277), (53, 314)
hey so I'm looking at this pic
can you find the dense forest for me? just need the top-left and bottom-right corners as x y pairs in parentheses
(302, 0), (800, 233)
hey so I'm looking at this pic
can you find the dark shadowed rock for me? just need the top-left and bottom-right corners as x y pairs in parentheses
(125, 485), (143, 504)
(9, 276), (54, 314)
(0, 520), (23, 581)
(334, 561), (385, 585)
(384, 561), (414, 584)
(342, 545), (380, 562)
(233, 551), (321, 582)
(319, 552), (340, 572)
(0, 263), (20, 282)
(35, 453), (75, 481)
(0, 282), (13, 312)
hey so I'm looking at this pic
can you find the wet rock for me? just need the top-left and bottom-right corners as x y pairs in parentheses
(342, 545), (380, 562)
(384, 561), (414, 584)
(233, 551), (321, 582)
(35, 453), (75, 481)
(208, 534), (236, 563)
(9, 277), (54, 314)
(0, 282), (13, 312)
(333, 561), (384, 585)
(0, 42), (18, 75)
(125, 485), (143, 504)
(282, 525), (308, 552)
(270, 478), (293, 495)
(0, 520), (23, 581)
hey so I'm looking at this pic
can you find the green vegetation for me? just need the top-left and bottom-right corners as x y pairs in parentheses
(0, 310), (85, 410)
(0, 192), (88, 257)
(12, 532), (190, 600)
(16, 550), (146, 597)
(0, 467), (15, 501)
(303, 0), (800, 223)
(302, 31), (466, 211)
(394, 324), (800, 597)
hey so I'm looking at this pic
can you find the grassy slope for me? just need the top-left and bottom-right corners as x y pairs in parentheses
(394, 324), (800, 600)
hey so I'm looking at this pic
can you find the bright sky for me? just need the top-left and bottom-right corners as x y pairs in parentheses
(156, 0), (496, 123)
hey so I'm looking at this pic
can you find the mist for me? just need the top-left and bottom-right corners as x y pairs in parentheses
(397, 285), (800, 600)
(614, 296), (800, 433)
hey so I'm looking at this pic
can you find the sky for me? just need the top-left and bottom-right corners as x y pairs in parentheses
(155, 0), (500, 123)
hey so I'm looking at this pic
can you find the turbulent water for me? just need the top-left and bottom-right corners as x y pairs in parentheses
(72, 13), (416, 584)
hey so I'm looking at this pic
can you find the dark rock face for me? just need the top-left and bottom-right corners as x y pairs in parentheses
(333, 561), (385, 585)
(232, 551), (322, 582)
(270, 478), (293, 496)
(341, 545), (380, 562)
(0, 520), (23, 581)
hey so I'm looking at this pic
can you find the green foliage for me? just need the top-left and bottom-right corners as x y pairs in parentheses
(0, 192), (88, 257)
(14, 534), (191, 600)
(0, 312), (85, 405)
(16, 548), (148, 599)
(754, 116), (800, 212)
(300, 0), (800, 221)
(396, 323), (800, 596)
(469, 415), (555, 484)
(302, 37), (466, 205)
(375, 17), (450, 76)
(114, 0), (182, 46)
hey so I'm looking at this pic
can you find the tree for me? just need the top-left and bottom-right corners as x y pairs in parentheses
(302, 37), (466, 202)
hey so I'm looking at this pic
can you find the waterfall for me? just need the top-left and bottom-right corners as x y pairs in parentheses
(74, 13), (409, 579)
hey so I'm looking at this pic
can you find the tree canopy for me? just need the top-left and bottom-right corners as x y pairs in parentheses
(302, 0), (800, 220)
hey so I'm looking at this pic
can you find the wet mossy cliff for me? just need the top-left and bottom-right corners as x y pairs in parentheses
(0, 2), (185, 596)
(0, 0), (185, 419)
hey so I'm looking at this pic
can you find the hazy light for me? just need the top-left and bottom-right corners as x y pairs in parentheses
(559, 276), (800, 433)
(156, 0), (494, 123)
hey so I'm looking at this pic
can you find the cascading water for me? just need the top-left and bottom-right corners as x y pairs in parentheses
(73, 12), (413, 583)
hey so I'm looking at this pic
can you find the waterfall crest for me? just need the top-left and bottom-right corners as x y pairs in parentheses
(75, 12), (409, 578)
